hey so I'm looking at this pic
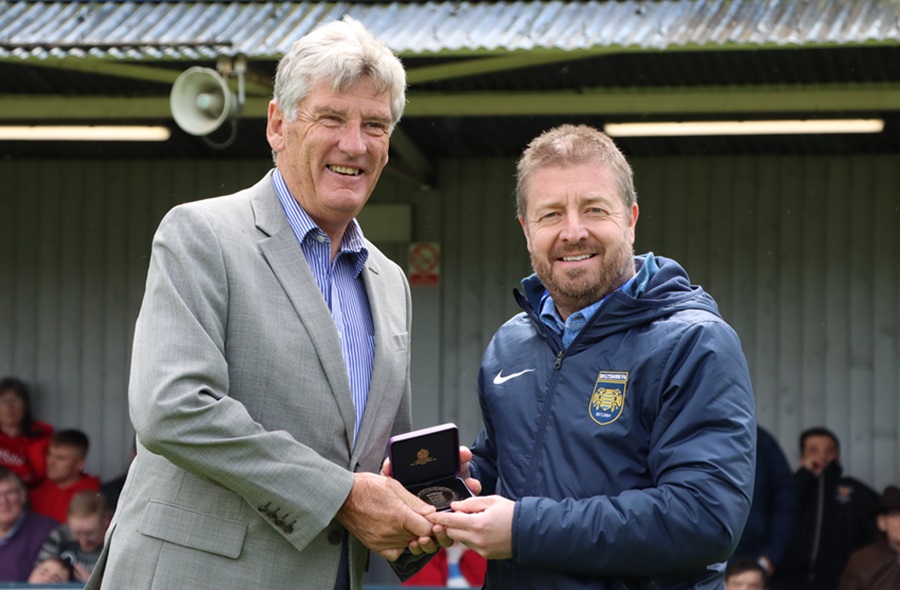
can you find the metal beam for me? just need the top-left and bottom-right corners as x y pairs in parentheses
(3, 84), (899, 121)
(403, 84), (900, 116)
(10, 58), (274, 95)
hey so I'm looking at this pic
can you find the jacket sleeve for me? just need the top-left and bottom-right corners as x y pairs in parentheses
(129, 205), (354, 552)
(513, 319), (757, 577)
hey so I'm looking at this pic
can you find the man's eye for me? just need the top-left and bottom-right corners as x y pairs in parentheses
(365, 122), (388, 136)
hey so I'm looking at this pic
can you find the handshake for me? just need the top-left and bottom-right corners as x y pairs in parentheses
(335, 424), (514, 562)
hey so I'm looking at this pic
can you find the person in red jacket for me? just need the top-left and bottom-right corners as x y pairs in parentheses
(29, 429), (100, 523)
(0, 377), (53, 487)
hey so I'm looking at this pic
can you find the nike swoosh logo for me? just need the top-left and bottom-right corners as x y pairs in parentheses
(493, 368), (536, 385)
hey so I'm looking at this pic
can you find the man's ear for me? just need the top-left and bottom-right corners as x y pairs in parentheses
(266, 100), (285, 153)
(518, 216), (532, 251)
(627, 203), (639, 244)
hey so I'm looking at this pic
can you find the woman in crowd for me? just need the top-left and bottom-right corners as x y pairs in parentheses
(0, 377), (54, 487)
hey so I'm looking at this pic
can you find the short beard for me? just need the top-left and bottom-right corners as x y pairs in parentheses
(532, 239), (635, 318)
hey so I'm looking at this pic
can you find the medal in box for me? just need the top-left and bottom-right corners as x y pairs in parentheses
(388, 422), (475, 511)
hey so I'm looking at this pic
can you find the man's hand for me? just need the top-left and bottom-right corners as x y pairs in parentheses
(381, 445), (481, 554)
(457, 446), (482, 496)
(407, 523), (454, 556)
(336, 472), (436, 561)
(428, 495), (514, 560)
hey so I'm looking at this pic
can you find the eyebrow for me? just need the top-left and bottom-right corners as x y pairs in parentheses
(315, 105), (392, 125)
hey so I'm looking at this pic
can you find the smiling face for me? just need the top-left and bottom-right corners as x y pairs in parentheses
(267, 75), (392, 243)
(519, 162), (638, 319)
(0, 476), (26, 533)
(69, 512), (110, 552)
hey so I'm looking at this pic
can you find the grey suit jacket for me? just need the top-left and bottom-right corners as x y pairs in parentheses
(86, 171), (413, 590)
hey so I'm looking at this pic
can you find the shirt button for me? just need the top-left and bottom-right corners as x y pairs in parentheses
(327, 529), (344, 545)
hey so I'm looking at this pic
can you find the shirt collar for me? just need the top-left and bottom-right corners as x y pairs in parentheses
(272, 169), (369, 276)
(539, 274), (637, 335)
(0, 511), (25, 545)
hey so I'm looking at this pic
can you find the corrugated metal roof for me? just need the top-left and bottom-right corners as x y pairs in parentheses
(2, 0), (899, 62)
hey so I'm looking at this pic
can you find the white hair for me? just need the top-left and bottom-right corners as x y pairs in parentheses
(273, 16), (406, 131)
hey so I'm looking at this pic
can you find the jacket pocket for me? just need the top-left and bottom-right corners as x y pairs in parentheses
(139, 499), (247, 559)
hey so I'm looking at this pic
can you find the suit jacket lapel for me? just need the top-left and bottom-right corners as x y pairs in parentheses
(351, 255), (397, 462)
(250, 173), (356, 453)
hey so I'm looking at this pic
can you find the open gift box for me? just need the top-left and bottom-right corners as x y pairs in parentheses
(388, 423), (475, 511)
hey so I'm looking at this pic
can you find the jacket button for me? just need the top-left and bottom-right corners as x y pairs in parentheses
(283, 521), (296, 534)
(327, 529), (344, 545)
(258, 501), (271, 514)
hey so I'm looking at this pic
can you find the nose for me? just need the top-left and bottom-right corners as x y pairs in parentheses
(558, 210), (589, 242)
(337, 120), (367, 156)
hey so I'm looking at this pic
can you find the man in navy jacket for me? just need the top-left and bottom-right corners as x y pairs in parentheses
(432, 125), (757, 589)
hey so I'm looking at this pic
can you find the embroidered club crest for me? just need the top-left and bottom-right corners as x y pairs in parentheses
(589, 371), (628, 425)
(836, 485), (854, 504)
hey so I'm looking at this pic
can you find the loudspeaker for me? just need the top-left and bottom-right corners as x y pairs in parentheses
(170, 67), (238, 136)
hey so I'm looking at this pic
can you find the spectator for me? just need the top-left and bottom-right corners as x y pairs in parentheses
(0, 468), (58, 582)
(0, 377), (54, 487)
(732, 426), (797, 576)
(837, 485), (900, 590)
(726, 557), (769, 590)
(29, 429), (101, 523)
(38, 490), (111, 583)
(28, 556), (73, 584)
(771, 427), (879, 590)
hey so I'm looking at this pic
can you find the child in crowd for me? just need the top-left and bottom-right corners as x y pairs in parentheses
(29, 429), (100, 523)
(38, 490), (111, 582)
(28, 556), (73, 584)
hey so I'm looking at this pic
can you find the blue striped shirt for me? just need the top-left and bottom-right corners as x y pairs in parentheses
(272, 169), (374, 443)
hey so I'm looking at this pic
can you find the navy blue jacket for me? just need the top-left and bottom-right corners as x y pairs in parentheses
(470, 254), (757, 589)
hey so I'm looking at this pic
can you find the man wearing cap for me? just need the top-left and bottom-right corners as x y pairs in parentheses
(837, 485), (900, 590)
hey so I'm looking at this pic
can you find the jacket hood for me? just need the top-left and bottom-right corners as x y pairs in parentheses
(516, 252), (722, 344)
